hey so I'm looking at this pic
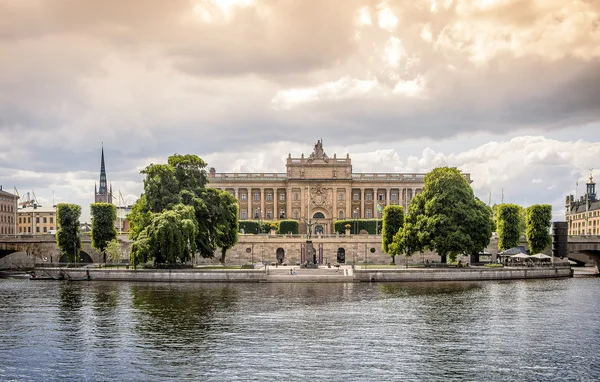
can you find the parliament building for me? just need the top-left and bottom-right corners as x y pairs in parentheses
(208, 140), (472, 235)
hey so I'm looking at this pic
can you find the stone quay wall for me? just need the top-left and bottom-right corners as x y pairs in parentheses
(38, 265), (572, 283)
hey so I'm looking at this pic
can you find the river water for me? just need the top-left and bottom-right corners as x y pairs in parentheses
(0, 277), (598, 381)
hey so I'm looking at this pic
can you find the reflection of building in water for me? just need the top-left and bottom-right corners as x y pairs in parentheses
(208, 140), (472, 235)
(565, 174), (599, 235)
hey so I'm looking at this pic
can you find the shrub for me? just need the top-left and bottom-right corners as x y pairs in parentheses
(277, 220), (299, 234)
(333, 219), (383, 234)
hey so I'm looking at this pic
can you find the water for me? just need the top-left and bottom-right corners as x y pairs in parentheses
(0, 278), (598, 381)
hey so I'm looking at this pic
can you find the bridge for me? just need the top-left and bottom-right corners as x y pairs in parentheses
(564, 235), (600, 269)
(0, 235), (132, 269)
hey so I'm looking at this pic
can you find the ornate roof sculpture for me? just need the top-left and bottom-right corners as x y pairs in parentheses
(308, 139), (329, 162)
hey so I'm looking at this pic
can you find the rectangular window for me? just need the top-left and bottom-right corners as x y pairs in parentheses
(43, 217), (47, 223)
(353, 193), (359, 201)
(254, 210), (260, 219)
(28, 227), (31, 233)
(294, 193), (299, 201)
(43, 227), (47, 233)
(36, 227), (40, 233)
(18, 217), (21, 224)
(267, 210), (272, 219)
(279, 193), (285, 201)
(366, 194), (372, 201)
(294, 211), (299, 219)
(241, 211), (247, 219)
(267, 193), (272, 201)
(254, 193), (259, 201)
(339, 192), (344, 201)
(241, 193), (247, 201)
(391, 193), (397, 201)
(36, 217), (40, 223)
(353, 210), (359, 218)
(50, 217), (54, 223)
(378, 193), (384, 201)
(366, 209), (372, 218)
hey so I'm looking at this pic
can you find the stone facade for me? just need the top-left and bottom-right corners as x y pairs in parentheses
(17, 206), (57, 234)
(565, 175), (599, 235)
(208, 140), (471, 235)
(0, 186), (18, 235)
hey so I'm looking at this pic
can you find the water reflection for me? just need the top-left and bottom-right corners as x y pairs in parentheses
(0, 278), (598, 381)
(131, 283), (238, 343)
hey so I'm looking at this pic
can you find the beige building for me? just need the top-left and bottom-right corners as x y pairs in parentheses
(565, 175), (599, 235)
(0, 186), (18, 235)
(208, 140), (471, 235)
(17, 206), (57, 235)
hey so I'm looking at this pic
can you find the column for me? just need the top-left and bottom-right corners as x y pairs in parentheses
(386, 188), (390, 206)
(286, 187), (292, 220)
(233, 188), (238, 201)
(260, 188), (265, 220)
(345, 187), (351, 219)
(360, 188), (365, 218)
(300, 187), (306, 222)
(273, 189), (278, 220)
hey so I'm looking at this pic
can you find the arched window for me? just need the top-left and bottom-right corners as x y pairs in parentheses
(339, 210), (344, 219)
(313, 212), (325, 219)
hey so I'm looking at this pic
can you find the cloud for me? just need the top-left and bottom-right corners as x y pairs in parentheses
(1, 0), (599, 221)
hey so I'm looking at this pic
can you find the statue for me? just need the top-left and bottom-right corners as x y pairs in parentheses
(308, 139), (329, 161)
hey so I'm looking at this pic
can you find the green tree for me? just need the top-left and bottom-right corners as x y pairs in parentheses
(496, 203), (521, 250)
(128, 195), (151, 241)
(56, 203), (82, 263)
(393, 167), (492, 263)
(130, 204), (198, 266)
(492, 203), (526, 234)
(128, 154), (239, 264)
(381, 205), (405, 263)
(215, 191), (239, 263)
(525, 204), (552, 254)
(90, 203), (117, 262)
(105, 239), (123, 263)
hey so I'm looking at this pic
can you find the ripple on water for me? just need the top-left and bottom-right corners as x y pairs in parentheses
(0, 278), (598, 381)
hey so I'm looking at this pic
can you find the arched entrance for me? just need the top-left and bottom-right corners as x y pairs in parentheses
(315, 225), (324, 235)
(337, 248), (346, 263)
(276, 248), (285, 264)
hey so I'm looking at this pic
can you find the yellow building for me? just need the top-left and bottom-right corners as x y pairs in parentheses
(0, 186), (18, 235)
(208, 140), (472, 235)
(17, 206), (58, 235)
(566, 175), (599, 235)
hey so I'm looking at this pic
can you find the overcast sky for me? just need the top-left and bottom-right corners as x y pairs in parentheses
(1, 0), (599, 223)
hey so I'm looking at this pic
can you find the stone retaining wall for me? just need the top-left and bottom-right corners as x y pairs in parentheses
(37, 266), (572, 283)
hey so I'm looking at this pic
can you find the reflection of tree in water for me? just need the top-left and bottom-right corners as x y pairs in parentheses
(379, 282), (482, 298)
(57, 283), (85, 354)
(131, 283), (238, 348)
(379, 282), (491, 379)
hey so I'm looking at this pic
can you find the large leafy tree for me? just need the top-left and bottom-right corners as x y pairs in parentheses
(130, 204), (198, 266)
(525, 204), (552, 254)
(381, 205), (404, 263)
(128, 154), (239, 265)
(56, 203), (82, 263)
(393, 167), (492, 263)
(496, 203), (521, 250)
(90, 203), (117, 262)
